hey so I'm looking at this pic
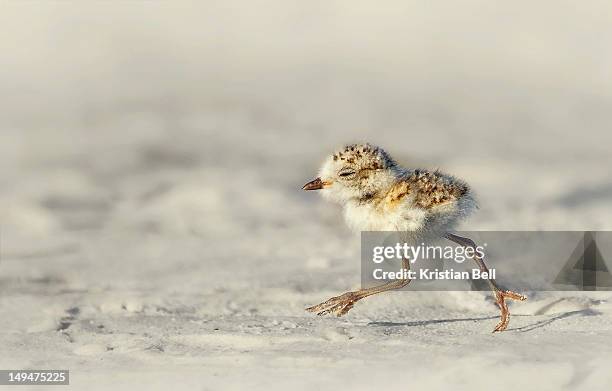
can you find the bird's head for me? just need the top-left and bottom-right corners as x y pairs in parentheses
(302, 143), (399, 203)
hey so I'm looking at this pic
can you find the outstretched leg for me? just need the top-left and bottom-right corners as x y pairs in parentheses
(445, 232), (527, 332)
(306, 257), (411, 317)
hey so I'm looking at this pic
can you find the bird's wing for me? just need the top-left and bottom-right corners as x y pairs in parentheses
(404, 169), (469, 210)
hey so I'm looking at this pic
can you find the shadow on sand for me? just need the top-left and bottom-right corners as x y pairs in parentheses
(368, 316), (498, 328)
(368, 308), (600, 332)
(508, 308), (601, 332)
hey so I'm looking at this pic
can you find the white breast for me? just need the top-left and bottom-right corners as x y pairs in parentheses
(343, 199), (427, 232)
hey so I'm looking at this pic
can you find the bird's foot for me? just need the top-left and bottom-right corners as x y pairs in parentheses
(493, 290), (527, 332)
(306, 291), (363, 317)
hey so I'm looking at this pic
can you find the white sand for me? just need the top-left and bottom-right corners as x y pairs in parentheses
(1, 2), (612, 390)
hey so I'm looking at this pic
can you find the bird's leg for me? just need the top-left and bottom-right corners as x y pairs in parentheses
(306, 257), (411, 317)
(445, 232), (527, 332)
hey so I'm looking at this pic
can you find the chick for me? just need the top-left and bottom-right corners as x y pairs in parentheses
(303, 143), (526, 332)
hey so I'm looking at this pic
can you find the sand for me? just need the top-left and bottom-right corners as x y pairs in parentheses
(1, 2), (612, 390)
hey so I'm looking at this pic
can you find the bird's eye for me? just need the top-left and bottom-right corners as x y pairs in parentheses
(338, 169), (356, 177)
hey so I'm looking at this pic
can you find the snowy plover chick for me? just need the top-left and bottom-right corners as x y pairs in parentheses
(302, 143), (526, 332)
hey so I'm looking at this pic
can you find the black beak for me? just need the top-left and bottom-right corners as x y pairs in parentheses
(302, 177), (324, 190)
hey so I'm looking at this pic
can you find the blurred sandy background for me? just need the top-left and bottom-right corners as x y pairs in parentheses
(1, 2), (612, 390)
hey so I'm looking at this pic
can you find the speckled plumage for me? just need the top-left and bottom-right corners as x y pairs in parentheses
(314, 143), (477, 240)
